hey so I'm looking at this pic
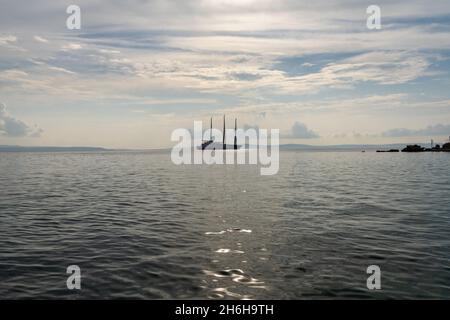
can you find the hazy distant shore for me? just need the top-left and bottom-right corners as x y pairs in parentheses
(0, 145), (111, 152)
(0, 143), (432, 153)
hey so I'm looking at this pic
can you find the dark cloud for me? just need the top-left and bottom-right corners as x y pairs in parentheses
(229, 72), (263, 81)
(0, 103), (42, 137)
(382, 124), (450, 137)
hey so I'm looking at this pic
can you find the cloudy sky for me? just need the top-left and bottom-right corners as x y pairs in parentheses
(1, 0), (450, 148)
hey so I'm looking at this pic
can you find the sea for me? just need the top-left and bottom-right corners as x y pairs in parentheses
(0, 150), (449, 299)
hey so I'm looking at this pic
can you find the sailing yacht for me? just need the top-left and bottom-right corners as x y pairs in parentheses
(201, 116), (241, 150)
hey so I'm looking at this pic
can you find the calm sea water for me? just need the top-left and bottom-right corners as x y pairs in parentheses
(0, 150), (449, 299)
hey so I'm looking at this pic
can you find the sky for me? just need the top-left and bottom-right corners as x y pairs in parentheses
(1, 0), (450, 148)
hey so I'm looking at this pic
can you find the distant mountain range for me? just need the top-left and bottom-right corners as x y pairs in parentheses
(0, 143), (426, 152)
(279, 143), (410, 151)
(0, 145), (109, 152)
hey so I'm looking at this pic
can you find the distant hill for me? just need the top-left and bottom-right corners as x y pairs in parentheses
(0, 145), (109, 152)
(279, 143), (412, 151)
(0, 143), (426, 153)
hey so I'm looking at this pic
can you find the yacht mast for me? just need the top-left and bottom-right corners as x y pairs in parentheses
(234, 118), (237, 150)
(222, 115), (226, 150)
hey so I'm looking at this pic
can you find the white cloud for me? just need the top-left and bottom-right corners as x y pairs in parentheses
(0, 102), (43, 138)
(0, 35), (25, 51)
(33, 36), (49, 43)
(0, 35), (17, 45)
(284, 121), (320, 139)
(131, 50), (431, 96)
(47, 66), (76, 75)
(271, 51), (432, 94)
(62, 43), (83, 50)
